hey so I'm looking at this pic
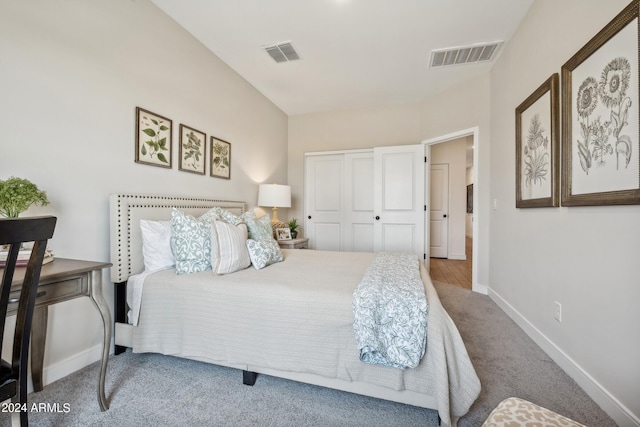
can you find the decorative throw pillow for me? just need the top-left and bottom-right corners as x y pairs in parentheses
(244, 211), (273, 241)
(170, 208), (215, 275)
(140, 219), (174, 272)
(246, 238), (284, 270)
(210, 220), (251, 274)
(209, 207), (243, 225)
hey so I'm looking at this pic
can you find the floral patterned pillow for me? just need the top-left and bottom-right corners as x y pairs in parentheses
(209, 207), (243, 225)
(170, 208), (215, 274)
(243, 211), (273, 241)
(246, 238), (283, 270)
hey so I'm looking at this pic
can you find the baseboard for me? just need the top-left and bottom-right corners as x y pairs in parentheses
(41, 343), (106, 390)
(472, 282), (488, 295)
(489, 288), (640, 427)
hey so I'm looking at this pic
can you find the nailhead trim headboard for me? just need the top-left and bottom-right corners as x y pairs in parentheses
(109, 194), (247, 283)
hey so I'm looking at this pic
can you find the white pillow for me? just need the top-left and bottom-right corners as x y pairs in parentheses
(210, 219), (251, 274)
(140, 220), (174, 272)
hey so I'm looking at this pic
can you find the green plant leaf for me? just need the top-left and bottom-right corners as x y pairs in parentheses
(157, 153), (168, 163)
(142, 128), (156, 137)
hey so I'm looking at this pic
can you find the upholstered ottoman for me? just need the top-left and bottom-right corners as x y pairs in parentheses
(482, 397), (586, 426)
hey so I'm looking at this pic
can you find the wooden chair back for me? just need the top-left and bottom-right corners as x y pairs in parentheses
(0, 216), (56, 425)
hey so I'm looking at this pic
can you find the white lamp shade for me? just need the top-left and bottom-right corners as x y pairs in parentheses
(258, 184), (291, 208)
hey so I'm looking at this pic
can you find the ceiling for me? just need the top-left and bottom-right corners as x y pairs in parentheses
(151, 0), (534, 116)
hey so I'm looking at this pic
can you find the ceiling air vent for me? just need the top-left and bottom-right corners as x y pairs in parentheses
(430, 41), (503, 68)
(264, 41), (300, 63)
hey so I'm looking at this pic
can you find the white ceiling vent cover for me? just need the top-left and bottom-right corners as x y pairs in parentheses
(264, 41), (300, 63)
(430, 41), (503, 68)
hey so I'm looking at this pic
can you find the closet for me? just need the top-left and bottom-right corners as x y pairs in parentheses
(304, 144), (425, 258)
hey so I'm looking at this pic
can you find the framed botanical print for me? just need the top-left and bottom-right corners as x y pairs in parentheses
(135, 107), (172, 168)
(179, 124), (206, 175)
(210, 136), (231, 179)
(516, 74), (560, 208)
(561, 0), (640, 206)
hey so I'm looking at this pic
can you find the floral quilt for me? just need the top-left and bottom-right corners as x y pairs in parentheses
(352, 252), (428, 369)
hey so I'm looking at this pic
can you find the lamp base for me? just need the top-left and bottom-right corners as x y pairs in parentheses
(270, 207), (287, 238)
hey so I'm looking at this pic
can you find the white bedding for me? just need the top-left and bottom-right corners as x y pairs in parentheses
(127, 248), (480, 426)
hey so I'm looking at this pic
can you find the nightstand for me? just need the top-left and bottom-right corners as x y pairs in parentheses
(278, 237), (309, 249)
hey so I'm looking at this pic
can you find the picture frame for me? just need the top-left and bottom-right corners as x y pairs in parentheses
(515, 74), (560, 208)
(179, 124), (206, 175)
(561, 0), (640, 206)
(210, 136), (231, 179)
(276, 227), (292, 241)
(135, 107), (172, 168)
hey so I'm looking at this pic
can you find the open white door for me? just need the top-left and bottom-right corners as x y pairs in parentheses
(430, 163), (449, 258)
(373, 144), (425, 259)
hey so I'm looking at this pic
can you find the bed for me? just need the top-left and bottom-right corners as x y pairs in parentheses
(109, 193), (480, 427)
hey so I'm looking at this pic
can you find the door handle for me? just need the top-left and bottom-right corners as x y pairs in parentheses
(308, 216), (312, 219)
(443, 214), (448, 218)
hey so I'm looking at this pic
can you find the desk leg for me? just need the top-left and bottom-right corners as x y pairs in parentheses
(31, 306), (48, 392)
(89, 270), (111, 411)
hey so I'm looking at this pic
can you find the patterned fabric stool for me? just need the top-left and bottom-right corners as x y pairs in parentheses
(482, 397), (586, 426)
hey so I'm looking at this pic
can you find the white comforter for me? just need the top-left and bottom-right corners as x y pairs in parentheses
(128, 249), (480, 426)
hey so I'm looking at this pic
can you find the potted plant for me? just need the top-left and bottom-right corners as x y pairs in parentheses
(287, 218), (299, 239)
(0, 176), (49, 218)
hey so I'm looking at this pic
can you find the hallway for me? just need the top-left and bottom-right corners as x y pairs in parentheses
(429, 237), (472, 290)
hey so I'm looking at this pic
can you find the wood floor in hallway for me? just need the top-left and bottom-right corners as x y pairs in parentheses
(429, 237), (472, 290)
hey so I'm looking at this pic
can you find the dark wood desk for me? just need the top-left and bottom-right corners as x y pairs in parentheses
(5, 258), (112, 411)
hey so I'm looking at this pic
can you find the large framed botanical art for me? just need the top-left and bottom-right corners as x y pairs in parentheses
(179, 124), (206, 175)
(561, 0), (640, 206)
(210, 136), (231, 179)
(135, 107), (172, 168)
(516, 74), (560, 208)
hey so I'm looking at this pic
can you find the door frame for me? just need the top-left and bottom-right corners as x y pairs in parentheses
(423, 127), (480, 293)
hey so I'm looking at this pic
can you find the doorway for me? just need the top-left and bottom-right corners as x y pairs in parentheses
(423, 128), (478, 292)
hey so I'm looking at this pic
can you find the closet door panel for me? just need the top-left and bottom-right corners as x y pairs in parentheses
(350, 223), (374, 252)
(343, 152), (374, 252)
(305, 155), (344, 250)
(373, 145), (425, 258)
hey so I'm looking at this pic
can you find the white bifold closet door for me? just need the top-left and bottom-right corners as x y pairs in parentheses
(372, 144), (425, 258)
(305, 144), (424, 259)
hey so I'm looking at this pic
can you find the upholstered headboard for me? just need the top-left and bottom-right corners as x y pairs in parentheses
(109, 194), (247, 283)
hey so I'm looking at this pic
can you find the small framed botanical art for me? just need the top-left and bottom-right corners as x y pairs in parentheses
(210, 136), (231, 179)
(561, 0), (640, 206)
(135, 107), (172, 168)
(276, 227), (292, 241)
(179, 124), (206, 175)
(515, 74), (560, 208)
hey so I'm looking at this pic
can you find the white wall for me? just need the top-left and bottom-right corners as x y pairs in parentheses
(431, 137), (468, 260)
(0, 0), (287, 384)
(489, 0), (639, 424)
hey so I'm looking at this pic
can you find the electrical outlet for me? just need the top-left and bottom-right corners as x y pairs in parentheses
(554, 301), (562, 322)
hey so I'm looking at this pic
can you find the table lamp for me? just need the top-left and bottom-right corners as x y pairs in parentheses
(258, 183), (291, 230)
